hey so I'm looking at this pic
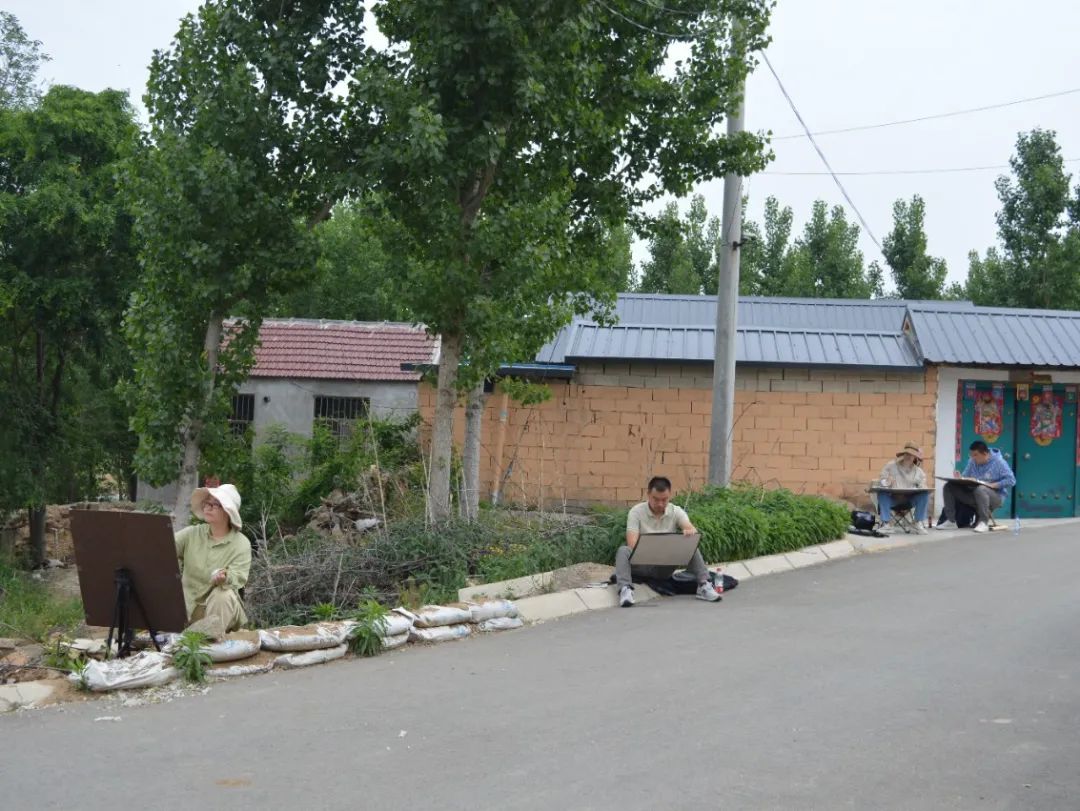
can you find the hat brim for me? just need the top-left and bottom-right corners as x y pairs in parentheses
(190, 486), (243, 530)
(896, 449), (923, 462)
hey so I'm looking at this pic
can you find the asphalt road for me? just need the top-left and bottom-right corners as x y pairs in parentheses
(4, 525), (1080, 811)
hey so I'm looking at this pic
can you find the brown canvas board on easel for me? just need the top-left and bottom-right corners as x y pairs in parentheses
(70, 510), (189, 634)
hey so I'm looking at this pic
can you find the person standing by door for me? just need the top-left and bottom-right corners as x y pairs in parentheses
(937, 440), (1016, 533)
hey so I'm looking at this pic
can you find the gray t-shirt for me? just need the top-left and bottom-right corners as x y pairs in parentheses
(626, 501), (691, 535)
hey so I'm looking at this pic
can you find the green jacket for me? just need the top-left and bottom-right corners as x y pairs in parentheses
(174, 524), (251, 617)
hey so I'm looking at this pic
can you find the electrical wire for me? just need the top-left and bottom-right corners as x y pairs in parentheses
(593, 0), (695, 39)
(761, 52), (883, 251)
(772, 87), (1080, 140)
(763, 157), (1080, 177)
(624, 0), (699, 16)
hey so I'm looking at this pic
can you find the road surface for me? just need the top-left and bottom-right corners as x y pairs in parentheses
(4, 524), (1079, 810)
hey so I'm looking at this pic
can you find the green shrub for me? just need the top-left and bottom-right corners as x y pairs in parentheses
(678, 485), (849, 561)
(348, 600), (389, 657)
(172, 631), (213, 683)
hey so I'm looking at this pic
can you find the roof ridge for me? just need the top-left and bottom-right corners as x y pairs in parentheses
(576, 322), (905, 336)
(259, 318), (428, 330)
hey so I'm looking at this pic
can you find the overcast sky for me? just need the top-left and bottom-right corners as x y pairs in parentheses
(8, 0), (1079, 290)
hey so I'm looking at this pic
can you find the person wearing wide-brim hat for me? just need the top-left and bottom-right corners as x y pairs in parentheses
(875, 442), (930, 535)
(175, 483), (251, 632)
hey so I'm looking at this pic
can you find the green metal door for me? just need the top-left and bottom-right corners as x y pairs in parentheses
(1014, 384), (1078, 518)
(958, 381), (1015, 518)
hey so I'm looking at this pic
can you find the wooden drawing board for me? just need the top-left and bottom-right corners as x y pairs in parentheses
(70, 510), (189, 632)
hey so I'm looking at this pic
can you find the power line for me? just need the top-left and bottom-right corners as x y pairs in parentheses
(593, 0), (694, 38)
(764, 157), (1080, 176)
(624, 0), (699, 16)
(761, 52), (883, 252)
(772, 87), (1080, 140)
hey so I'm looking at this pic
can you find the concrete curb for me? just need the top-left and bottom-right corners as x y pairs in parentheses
(467, 518), (1080, 628)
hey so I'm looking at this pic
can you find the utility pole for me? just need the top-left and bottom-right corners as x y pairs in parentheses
(707, 79), (745, 487)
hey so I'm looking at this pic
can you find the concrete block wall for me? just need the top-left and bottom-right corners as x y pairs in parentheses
(418, 362), (938, 510)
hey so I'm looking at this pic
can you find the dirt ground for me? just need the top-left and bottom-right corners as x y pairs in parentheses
(549, 562), (615, 591)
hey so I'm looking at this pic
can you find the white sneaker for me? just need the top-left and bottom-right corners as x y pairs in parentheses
(619, 586), (635, 607)
(914, 524), (929, 536)
(696, 582), (722, 602)
(935, 520), (956, 530)
(877, 524), (894, 535)
(972, 521), (989, 533)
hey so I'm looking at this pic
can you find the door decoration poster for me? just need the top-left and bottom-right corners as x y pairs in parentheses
(1030, 392), (1063, 446)
(974, 389), (1003, 443)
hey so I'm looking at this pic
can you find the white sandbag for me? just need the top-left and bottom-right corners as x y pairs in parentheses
(322, 620), (358, 644)
(408, 623), (472, 643)
(477, 616), (524, 632)
(378, 609), (415, 637)
(468, 600), (519, 623)
(381, 632), (409, 650)
(74, 651), (178, 692)
(411, 604), (472, 628)
(259, 624), (342, 652)
(208, 661), (275, 680)
(274, 643), (348, 669)
(202, 637), (261, 663)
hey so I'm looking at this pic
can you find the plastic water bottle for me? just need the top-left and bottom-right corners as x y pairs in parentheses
(1013, 516), (1021, 537)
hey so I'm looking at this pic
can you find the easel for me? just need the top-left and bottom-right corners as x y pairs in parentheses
(71, 510), (189, 659)
(108, 568), (161, 658)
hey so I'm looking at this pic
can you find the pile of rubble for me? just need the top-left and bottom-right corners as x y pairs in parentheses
(0, 638), (54, 684)
(2, 501), (140, 563)
(304, 489), (382, 538)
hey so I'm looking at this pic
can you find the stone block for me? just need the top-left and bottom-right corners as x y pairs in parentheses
(0, 681), (56, 713)
(743, 554), (795, 576)
(713, 562), (753, 581)
(459, 571), (553, 602)
(515, 591), (589, 623)
(818, 540), (857, 559)
(784, 547), (828, 568)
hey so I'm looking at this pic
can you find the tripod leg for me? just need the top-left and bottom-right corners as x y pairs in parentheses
(129, 585), (161, 652)
(107, 573), (124, 658)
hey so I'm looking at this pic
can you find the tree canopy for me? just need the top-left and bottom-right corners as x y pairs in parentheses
(0, 12), (49, 110)
(0, 85), (139, 564)
(963, 128), (1080, 309)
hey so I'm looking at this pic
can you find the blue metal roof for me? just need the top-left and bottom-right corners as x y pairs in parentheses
(533, 294), (1080, 370)
(545, 323), (922, 368)
(907, 305), (1080, 366)
(614, 293), (974, 330)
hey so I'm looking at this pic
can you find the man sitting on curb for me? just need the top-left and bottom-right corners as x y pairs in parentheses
(617, 476), (722, 607)
(937, 440), (1016, 534)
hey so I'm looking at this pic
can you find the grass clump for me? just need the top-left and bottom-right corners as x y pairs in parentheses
(0, 553), (84, 641)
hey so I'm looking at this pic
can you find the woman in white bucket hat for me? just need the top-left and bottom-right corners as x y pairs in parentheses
(174, 483), (251, 632)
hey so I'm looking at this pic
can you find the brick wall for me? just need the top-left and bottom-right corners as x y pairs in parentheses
(418, 362), (938, 510)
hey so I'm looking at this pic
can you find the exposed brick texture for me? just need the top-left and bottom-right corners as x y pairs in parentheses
(418, 362), (938, 510)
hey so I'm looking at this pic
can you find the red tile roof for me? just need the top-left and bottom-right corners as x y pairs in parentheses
(250, 320), (438, 382)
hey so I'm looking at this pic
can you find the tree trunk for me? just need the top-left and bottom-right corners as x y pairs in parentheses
(461, 380), (486, 521)
(427, 332), (462, 523)
(172, 314), (224, 530)
(27, 506), (46, 568)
